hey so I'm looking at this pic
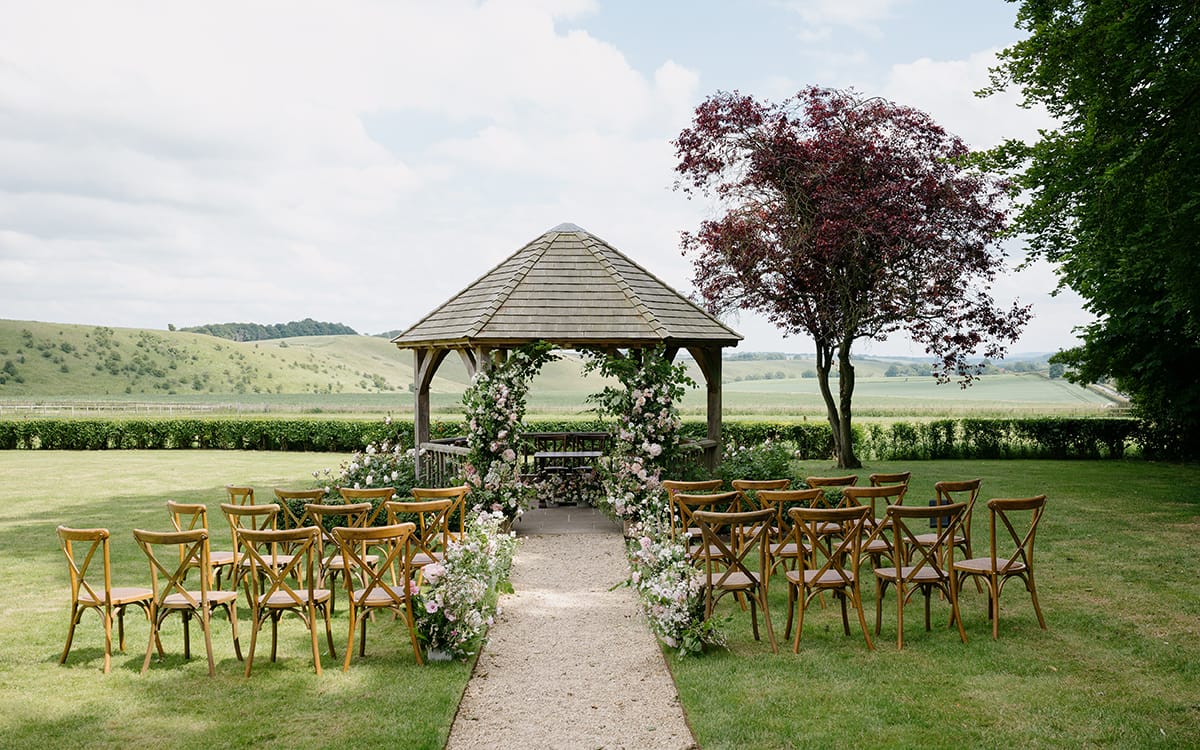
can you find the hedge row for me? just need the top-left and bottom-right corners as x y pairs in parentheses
(0, 416), (1139, 460)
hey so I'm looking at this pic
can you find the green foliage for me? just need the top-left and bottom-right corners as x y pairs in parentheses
(717, 438), (796, 483)
(981, 0), (1200, 459)
(181, 317), (358, 341)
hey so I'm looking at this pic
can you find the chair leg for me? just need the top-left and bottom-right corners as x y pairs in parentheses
(201, 607), (216, 677)
(182, 611), (192, 660)
(839, 591), (850, 636)
(244, 615), (261, 677)
(852, 585), (874, 651)
(307, 603), (322, 676)
(948, 581), (968, 644)
(322, 602), (337, 658)
(271, 612), (280, 662)
(784, 582), (796, 641)
(342, 606), (358, 672)
(1025, 571), (1047, 630)
(117, 605), (128, 653)
(60, 604), (81, 665)
(792, 587), (806, 654)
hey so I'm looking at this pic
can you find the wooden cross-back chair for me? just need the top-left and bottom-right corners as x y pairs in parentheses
(844, 484), (909, 571)
(915, 479), (983, 562)
(755, 487), (826, 585)
(166, 501), (236, 589)
(299, 501), (375, 614)
(56, 526), (155, 673)
(674, 491), (739, 558)
(332, 522), (423, 670)
(219, 502), (285, 594)
(238, 525), (335, 676)
(410, 485), (470, 542)
(784, 504), (874, 652)
(340, 486), (397, 526)
(951, 495), (1048, 639)
(225, 485), (255, 506)
(273, 488), (325, 530)
(691, 508), (778, 653)
(384, 498), (452, 576)
(873, 502), (969, 649)
(662, 479), (723, 539)
(132, 528), (241, 676)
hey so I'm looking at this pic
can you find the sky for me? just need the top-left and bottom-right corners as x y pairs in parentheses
(0, 0), (1091, 357)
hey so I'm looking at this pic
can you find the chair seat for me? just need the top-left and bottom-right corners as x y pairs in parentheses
(815, 522), (841, 535)
(259, 589), (331, 608)
(874, 566), (946, 583)
(786, 569), (854, 587)
(352, 585), (412, 607)
(710, 571), (760, 590)
(953, 556), (1026, 575)
(209, 550), (236, 566)
(914, 532), (965, 547)
(769, 540), (808, 557)
(326, 553), (379, 569)
(862, 538), (891, 554)
(79, 586), (154, 606)
(240, 554), (296, 569)
(163, 589), (238, 608)
(411, 551), (444, 567)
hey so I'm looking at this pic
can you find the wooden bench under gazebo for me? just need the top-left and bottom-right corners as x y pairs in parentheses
(389, 223), (742, 481)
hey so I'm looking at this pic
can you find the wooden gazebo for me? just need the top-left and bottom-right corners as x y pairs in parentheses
(390, 223), (742, 476)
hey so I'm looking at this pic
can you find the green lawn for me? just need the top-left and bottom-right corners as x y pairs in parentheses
(670, 459), (1200, 749)
(0, 451), (471, 750)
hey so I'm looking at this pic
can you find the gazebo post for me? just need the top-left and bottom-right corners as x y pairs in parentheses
(413, 348), (449, 479)
(689, 346), (723, 470)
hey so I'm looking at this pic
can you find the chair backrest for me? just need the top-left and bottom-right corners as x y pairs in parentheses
(340, 486), (397, 525)
(300, 502), (373, 565)
(986, 495), (1046, 574)
(166, 500), (215, 570)
(789, 504), (872, 585)
(935, 478), (983, 538)
(236, 526), (320, 607)
(225, 485), (255, 505)
(131, 528), (212, 608)
(886, 502), (967, 580)
(273, 488), (326, 529)
(805, 475), (859, 489)
(757, 488), (825, 541)
(690, 508), (775, 587)
(332, 523), (417, 606)
(674, 491), (739, 542)
(219, 502), (280, 554)
(410, 485), (470, 539)
(843, 484), (908, 518)
(731, 479), (792, 511)
(57, 526), (113, 606)
(869, 471), (911, 488)
(663, 480), (724, 537)
(384, 499), (453, 561)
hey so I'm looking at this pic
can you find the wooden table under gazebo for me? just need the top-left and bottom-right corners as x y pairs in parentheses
(389, 223), (742, 480)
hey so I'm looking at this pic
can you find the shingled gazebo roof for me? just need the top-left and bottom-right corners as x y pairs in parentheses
(390, 223), (742, 350)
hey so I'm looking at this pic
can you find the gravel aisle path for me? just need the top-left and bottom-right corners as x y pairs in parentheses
(445, 530), (697, 750)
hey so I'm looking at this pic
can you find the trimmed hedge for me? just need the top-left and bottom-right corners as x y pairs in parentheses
(0, 416), (1139, 460)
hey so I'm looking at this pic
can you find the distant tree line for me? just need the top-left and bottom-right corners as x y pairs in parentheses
(180, 318), (358, 341)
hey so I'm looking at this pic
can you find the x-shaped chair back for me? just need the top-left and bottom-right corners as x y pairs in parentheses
(132, 527), (239, 676)
(930, 479), (983, 557)
(236, 525), (333, 675)
(273, 488), (325, 530)
(662, 479), (723, 538)
(875, 502), (969, 648)
(340, 486), (397, 526)
(804, 475), (859, 489)
(410, 485), (470, 541)
(384, 498), (452, 569)
(57, 526), (154, 673)
(691, 507), (778, 652)
(225, 485), (255, 506)
(987, 495), (1045, 576)
(220, 502), (281, 592)
(674, 491), (739, 553)
(300, 501), (373, 572)
(166, 501), (234, 588)
(785, 504), (874, 651)
(332, 522), (422, 669)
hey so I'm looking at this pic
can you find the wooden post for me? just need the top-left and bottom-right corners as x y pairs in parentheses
(689, 346), (724, 470)
(413, 348), (449, 480)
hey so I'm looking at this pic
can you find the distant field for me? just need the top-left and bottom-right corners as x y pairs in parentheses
(0, 319), (1117, 420)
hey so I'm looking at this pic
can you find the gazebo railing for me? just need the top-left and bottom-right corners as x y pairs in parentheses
(419, 437), (469, 487)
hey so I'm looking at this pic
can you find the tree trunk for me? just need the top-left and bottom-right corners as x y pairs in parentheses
(813, 340), (846, 466)
(836, 339), (861, 468)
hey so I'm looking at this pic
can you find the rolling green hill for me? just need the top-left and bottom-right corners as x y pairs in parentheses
(0, 319), (1114, 418)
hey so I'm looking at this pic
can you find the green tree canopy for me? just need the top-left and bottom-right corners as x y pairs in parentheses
(981, 0), (1200, 457)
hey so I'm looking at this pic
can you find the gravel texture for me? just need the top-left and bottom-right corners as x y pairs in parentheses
(445, 531), (697, 750)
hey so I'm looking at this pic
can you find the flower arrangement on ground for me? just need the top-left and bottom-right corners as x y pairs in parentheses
(584, 347), (694, 529)
(717, 436), (798, 484)
(625, 518), (726, 657)
(414, 510), (518, 660)
(306, 417), (419, 521)
(461, 342), (557, 522)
